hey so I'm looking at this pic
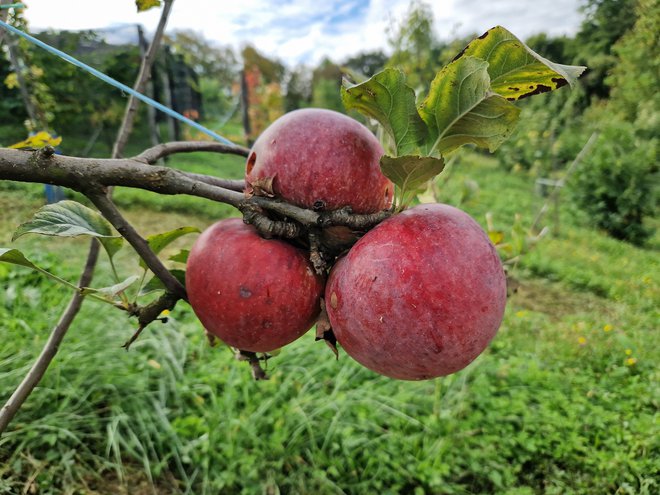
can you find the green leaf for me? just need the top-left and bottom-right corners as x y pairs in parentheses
(341, 68), (427, 156)
(380, 155), (445, 208)
(0, 247), (41, 270)
(434, 93), (521, 154)
(419, 56), (520, 155)
(81, 275), (141, 300)
(136, 0), (161, 12)
(139, 269), (186, 296)
(453, 26), (586, 101)
(0, 248), (79, 291)
(139, 227), (200, 269)
(169, 249), (190, 264)
(12, 200), (123, 260)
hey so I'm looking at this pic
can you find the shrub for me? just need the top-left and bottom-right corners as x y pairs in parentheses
(570, 119), (657, 245)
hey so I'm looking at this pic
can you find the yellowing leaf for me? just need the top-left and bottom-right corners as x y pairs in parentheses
(136, 0), (161, 12)
(488, 230), (505, 245)
(9, 131), (62, 150)
(4, 73), (18, 89)
(453, 26), (586, 101)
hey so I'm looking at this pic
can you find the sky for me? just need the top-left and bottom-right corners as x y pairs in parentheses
(21, 0), (585, 66)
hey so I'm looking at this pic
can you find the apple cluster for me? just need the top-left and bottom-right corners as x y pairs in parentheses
(186, 109), (507, 380)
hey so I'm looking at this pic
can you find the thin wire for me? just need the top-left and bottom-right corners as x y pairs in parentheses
(0, 19), (236, 145)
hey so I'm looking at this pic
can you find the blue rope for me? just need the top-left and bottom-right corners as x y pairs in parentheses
(0, 19), (236, 145)
(0, 3), (25, 9)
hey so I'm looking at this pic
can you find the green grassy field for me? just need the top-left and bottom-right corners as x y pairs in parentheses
(0, 152), (658, 494)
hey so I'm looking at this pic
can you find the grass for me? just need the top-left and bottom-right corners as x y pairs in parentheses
(0, 151), (658, 494)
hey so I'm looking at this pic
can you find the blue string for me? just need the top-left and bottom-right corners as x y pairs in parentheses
(0, 3), (25, 9)
(0, 19), (236, 146)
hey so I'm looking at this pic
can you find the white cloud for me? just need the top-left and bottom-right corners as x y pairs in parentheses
(20, 0), (583, 66)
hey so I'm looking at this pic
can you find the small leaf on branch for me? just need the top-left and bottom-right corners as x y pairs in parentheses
(136, 0), (161, 12)
(341, 68), (427, 156)
(380, 155), (445, 209)
(140, 269), (186, 296)
(0, 248), (41, 270)
(81, 275), (141, 300)
(12, 200), (123, 260)
(168, 249), (190, 264)
(453, 26), (586, 100)
(0, 247), (79, 290)
(8, 131), (62, 150)
(139, 226), (200, 269)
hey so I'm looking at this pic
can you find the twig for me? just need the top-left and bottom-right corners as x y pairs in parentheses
(0, 240), (100, 435)
(235, 350), (269, 380)
(134, 140), (250, 163)
(181, 172), (245, 192)
(0, 148), (316, 227)
(87, 191), (187, 300)
(238, 202), (302, 238)
(122, 291), (180, 350)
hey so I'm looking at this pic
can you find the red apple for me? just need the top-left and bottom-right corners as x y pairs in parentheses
(245, 108), (393, 214)
(186, 218), (324, 352)
(325, 203), (507, 380)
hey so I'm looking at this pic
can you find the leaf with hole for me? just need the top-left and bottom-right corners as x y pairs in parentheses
(453, 26), (586, 101)
(12, 200), (123, 260)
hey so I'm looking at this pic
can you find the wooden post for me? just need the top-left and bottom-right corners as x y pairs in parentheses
(240, 69), (251, 146)
(138, 24), (161, 151)
(161, 45), (178, 141)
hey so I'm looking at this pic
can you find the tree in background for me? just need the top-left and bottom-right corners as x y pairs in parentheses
(605, 0), (659, 135)
(310, 57), (343, 112)
(386, 0), (440, 92)
(569, 0), (658, 245)
(165, 30), (240, 122)
(572, 0), (637, 102)
(342, 50), (387, 78)
(241, 45), (285, 142)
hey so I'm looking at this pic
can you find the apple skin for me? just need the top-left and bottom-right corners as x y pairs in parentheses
(325, 203), (507, 380)
(245, 108), (393, 214)
(185, 218), (324, 353)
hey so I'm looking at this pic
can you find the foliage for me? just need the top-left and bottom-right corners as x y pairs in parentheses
(342, 50), (387, 78)
(605, 0), (660, 135)
(569, 116), (657, 245)
(1, 153), (658, 494)
(343, 26), (583, 208)
(310, 58), (343, 112)
(165, 30), (240, 121)
(572, 0), (637, 102)
(386, 0), (440, 92)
